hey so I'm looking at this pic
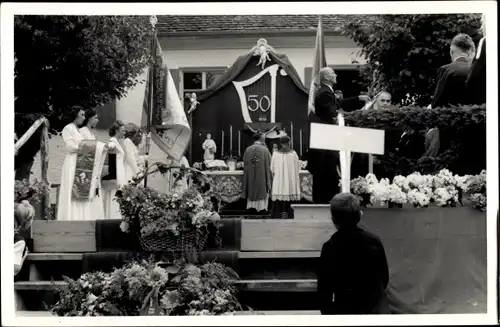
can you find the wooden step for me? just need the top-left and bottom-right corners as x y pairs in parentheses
(26, 253), (83, 261)
(26, 251), (320, 261)
(239, 251), (320, 259)
(15, 279), (318, 292)
(16, 310), (320, 316)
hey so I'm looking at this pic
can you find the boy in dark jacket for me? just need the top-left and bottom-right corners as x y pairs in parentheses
(317, 193), (390, 314)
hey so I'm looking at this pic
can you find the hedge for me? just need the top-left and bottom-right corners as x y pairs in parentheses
(342, 104), (486, 178)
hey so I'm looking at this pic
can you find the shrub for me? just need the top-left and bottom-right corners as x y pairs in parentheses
(343, 104), (486, 178)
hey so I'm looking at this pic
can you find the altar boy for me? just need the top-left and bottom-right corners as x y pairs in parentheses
(270, 135), (300, 218)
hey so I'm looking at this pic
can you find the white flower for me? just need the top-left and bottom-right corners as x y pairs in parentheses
(120, 221), (130, 232)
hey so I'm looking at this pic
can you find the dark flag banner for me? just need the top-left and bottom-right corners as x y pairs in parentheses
(141, 35), (191, 161)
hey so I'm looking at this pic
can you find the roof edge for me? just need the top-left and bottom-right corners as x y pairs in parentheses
(157, 28), (343, 37)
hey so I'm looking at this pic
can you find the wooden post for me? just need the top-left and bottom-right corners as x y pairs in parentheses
(368, 154), (374, 174)
(40, 119), (50, 220)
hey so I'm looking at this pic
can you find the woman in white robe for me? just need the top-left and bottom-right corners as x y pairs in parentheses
(102, 121), (126, 219)
(123, 123), (147, 184)
(79, 108), (106, 218)
(57, 106), (107, 221)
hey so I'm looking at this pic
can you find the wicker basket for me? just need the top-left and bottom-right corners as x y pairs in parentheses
(137, 229), (209, 253)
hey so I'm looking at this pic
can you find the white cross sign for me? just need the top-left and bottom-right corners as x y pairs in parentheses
(309, 115), (385, 193)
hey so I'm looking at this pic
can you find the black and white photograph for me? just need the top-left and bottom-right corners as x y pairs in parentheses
(1, 2), (498, 326)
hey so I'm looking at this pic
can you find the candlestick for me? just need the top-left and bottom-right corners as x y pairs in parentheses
(238, 130), (241, 157)
(221, 130), (224, 158)
(230, 125), (233, 154)
(299, 129), (303, 157)
(290, 122), (294, 149)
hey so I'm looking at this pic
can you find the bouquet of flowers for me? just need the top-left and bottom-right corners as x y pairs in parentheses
(236, 161), (244, 170)
(370, 177), (391, 205)
(52, 258), (243, 316)
(464, 170), (486, 211)
(350, 176), (371, 206)
(116, 162), (222, 253)
(298, 160), (308, 170)
(14, 178), (50, 204)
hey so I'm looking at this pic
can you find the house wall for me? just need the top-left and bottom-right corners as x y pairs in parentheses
(31, 33), (363, 194)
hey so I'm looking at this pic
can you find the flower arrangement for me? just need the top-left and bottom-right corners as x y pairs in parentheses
(52, 258), (244, 316)
(350, 169), (487, 210)
(350, 176), (371, 206)
(464, 170), (486, 211)
(236, 161), (244, 170)
(116, 162), (222, 254)
(14, 178), (50, 204)
(192, 162), (204, 170)
(298, 160), (308, 170)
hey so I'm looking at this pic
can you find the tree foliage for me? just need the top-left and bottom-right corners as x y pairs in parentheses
(14, 15), (153, 133)
(343, 14), (482, 106)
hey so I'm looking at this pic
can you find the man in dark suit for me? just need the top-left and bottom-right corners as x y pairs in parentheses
(431, 33), (475, 108)
(466, 35), (486, 105)
(307, 67), (369, 204)
(317, 193), (390, 314)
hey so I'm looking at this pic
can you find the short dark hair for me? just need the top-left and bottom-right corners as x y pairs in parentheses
(451, 33), (475, 52)
(280, 135), (291, 145)
(109, 120), (125, 137)
(330, 193), (362, 229)
(82, 108), (98, 127)
(253, 132), (263, 141)
(67, 105), (84, 124)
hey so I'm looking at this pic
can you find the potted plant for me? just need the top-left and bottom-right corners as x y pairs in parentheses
(116, 162), (222, 256)
(52, 257), (244, 316)
(224, 153), (239, 171)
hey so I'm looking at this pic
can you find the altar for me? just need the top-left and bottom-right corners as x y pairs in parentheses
(205, 170), (313, 203)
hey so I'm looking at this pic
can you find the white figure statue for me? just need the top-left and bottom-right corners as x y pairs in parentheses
(186, 93), (200, 114)
(250, 38), (275, 70)
(202, 133), (217, 161)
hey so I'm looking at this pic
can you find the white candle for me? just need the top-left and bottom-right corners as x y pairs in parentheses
(299, 129), (303, 156)
(238, 130), (241, 157)
(290, 122), (294, 149)
(221, 130), (224, 157)
(230, 125), (233, 154)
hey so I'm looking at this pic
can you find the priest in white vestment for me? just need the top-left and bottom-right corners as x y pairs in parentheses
(270, 135), (301, 218)
(57, 106), (108, 221)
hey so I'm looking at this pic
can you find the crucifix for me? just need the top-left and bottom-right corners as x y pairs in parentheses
(309, 114), (385, 193)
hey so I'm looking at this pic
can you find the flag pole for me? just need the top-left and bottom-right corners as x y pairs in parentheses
(144, 15), (158, 188)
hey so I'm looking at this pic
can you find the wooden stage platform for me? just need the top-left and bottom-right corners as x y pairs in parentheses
(15, 204), (487, 315)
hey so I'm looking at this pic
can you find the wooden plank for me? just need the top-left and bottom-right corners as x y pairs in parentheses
(32, 220), (96, 253)
(241, 220), (335, 251)
(235, 279), (317, 292)
(239, 251), (320, 259)
(16, 311), (56, 317)
(26, 253), (84, 261)
(15, 281), (67, 291)
(15, 279), (319, 292)
(292, 204), (331, 221)
(235, 310), (320, 315)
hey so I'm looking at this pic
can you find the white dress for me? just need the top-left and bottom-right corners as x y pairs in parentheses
(123, 137), (147, 184)
(102, 137), (126, 219)
(270, 150), (301, 201)
(56, 124), (106, 220)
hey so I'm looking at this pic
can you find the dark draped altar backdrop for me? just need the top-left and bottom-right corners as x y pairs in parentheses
(188, 50), (310, 163)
